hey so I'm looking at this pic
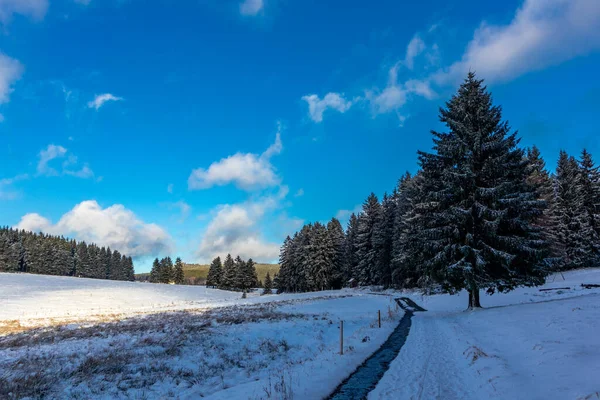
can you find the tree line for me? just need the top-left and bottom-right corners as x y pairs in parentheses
(148, 257), (186, 284)
(205, 254), (260, 292)
(0, 227), (135, 281)
(277, 73), (600, 308)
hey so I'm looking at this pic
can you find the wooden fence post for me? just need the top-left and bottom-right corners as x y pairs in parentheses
(340, 320), (344, 355)
(378, 310), (381, 328)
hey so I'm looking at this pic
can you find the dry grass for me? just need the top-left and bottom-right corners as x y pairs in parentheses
(0, 303), (311, 399)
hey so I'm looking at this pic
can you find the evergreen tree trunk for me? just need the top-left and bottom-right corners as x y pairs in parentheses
(467, 283), (482, 309)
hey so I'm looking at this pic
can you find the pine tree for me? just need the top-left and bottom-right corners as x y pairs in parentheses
(221, 254), (235, 289)
(173, 257), (185, 284)
(159, 257), (173, 283)
(373, 192), (396, 287)
(243, 258), (258, 290)
(326, 218), (346, 289)
(125, 256), (135, 281)
(206, 256), (223, 288)
(578, 149), (600, 264)
(233, 256), (246, 290)
(277, 236), (292, 292)
(391, 172), (423, 288)
(355, 193), (382, 286)
(110, 250), (123, 280)
(305, 222), (334, 291)
(415, 72), (547, 309)
(550, 151), (590, 270)
(263, 272), (273, 295)
(150, 258), (161, 283)
(343, 213), (359, 284)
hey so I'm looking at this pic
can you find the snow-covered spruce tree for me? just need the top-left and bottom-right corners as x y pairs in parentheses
(355, 193), (382, 286)
(277, 236), (292, 293)
(110, 250), (122, 280)
(373, 192), (396, 287)
(221, 254), (236, 289)
(326, 217), (346, 289)
(206, 256), (223, 288)
(526, 146), (554, 258)
(415, 72), (547, 309)
(233, 256), (245, 290)
(391, 172), (424, 288)
(578, 149), (600, 264)
(173, 257), (185, 284)
(243, 258), (258, 290)
(125, 256), (135, 281)
(150, 258), (160, 283)
(343, 213), (359, 284)
(159, 257), (174, 283)
(549, 151), (591, 270)
(263, 271), (273, 294)
(306, 222), (334, 291)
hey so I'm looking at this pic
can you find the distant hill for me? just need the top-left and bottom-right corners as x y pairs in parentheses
(136, 262), (280, 285)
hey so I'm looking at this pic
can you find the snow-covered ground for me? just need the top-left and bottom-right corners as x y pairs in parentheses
(2, 270), (600, 399)
(0, 273), (350, 330)
(0, 273), (402, 399)
(370, 269), (600, 400)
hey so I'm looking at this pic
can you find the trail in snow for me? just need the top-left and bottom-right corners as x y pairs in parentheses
(326, 298), (425, 400)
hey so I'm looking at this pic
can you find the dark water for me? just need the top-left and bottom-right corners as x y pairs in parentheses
(326, 298), (425, 400)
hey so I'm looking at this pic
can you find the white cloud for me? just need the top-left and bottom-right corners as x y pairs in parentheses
(335, 204), (362, 226)
(37, 145), (67, 176)
(239, 0), (263, 16)
(36, 144), (95, 179)
(188, 130), (283, 191)
(432, 0), (600, 85)
(302, 93), (354, 123)
(0, 0), (48, 25)
(167, 183), (174, 194)
(167, 200), (191, 223)
(15, 200), (173, 258)
(87, 93), (123, 110)
(0, 173), (28, 200)
(0, 53), (23, 106)
(404, 34), (426, 70)
(197, 188), (289, 262)
(366, 65), (435, 115)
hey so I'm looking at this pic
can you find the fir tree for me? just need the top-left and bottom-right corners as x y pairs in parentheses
(221, 254), (236, 289)
(159, 257), (173, 283)
(355, 193), (382, 286)
(391, 172), (422, 288)
(206, 256), (223, 288)
(550, 151), (590, 270)
(578, 149), (600, 264)
(150, 258), (161, 283)
(373, 192), (396, 287)
(343, 213), (359, 284)
(243, 258), (258, 290)
(326, 218), (346, 289)
(263, 271), (273, 294)
(173, 257), (185, 284)
(415, 72), (547, 308)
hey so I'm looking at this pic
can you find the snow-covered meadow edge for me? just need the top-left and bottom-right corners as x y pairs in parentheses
(0, 273), (403, 399)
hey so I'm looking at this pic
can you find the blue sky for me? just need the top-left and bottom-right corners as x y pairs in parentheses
(1, 0), (599, 272)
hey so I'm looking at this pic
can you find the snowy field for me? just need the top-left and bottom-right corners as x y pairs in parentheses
(0, 273), (401, 399)
(2, 271), (600, 399)
(0, 273), (352, 330)
(370, 269), (600, 400)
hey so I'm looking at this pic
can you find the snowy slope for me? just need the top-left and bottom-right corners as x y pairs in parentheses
(370, 269), (600, 400)
(0, 273), (350, 329)
(0, 273), (403, 399)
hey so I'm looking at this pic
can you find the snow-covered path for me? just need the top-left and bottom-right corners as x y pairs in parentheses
(370, 270), (600, 400)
